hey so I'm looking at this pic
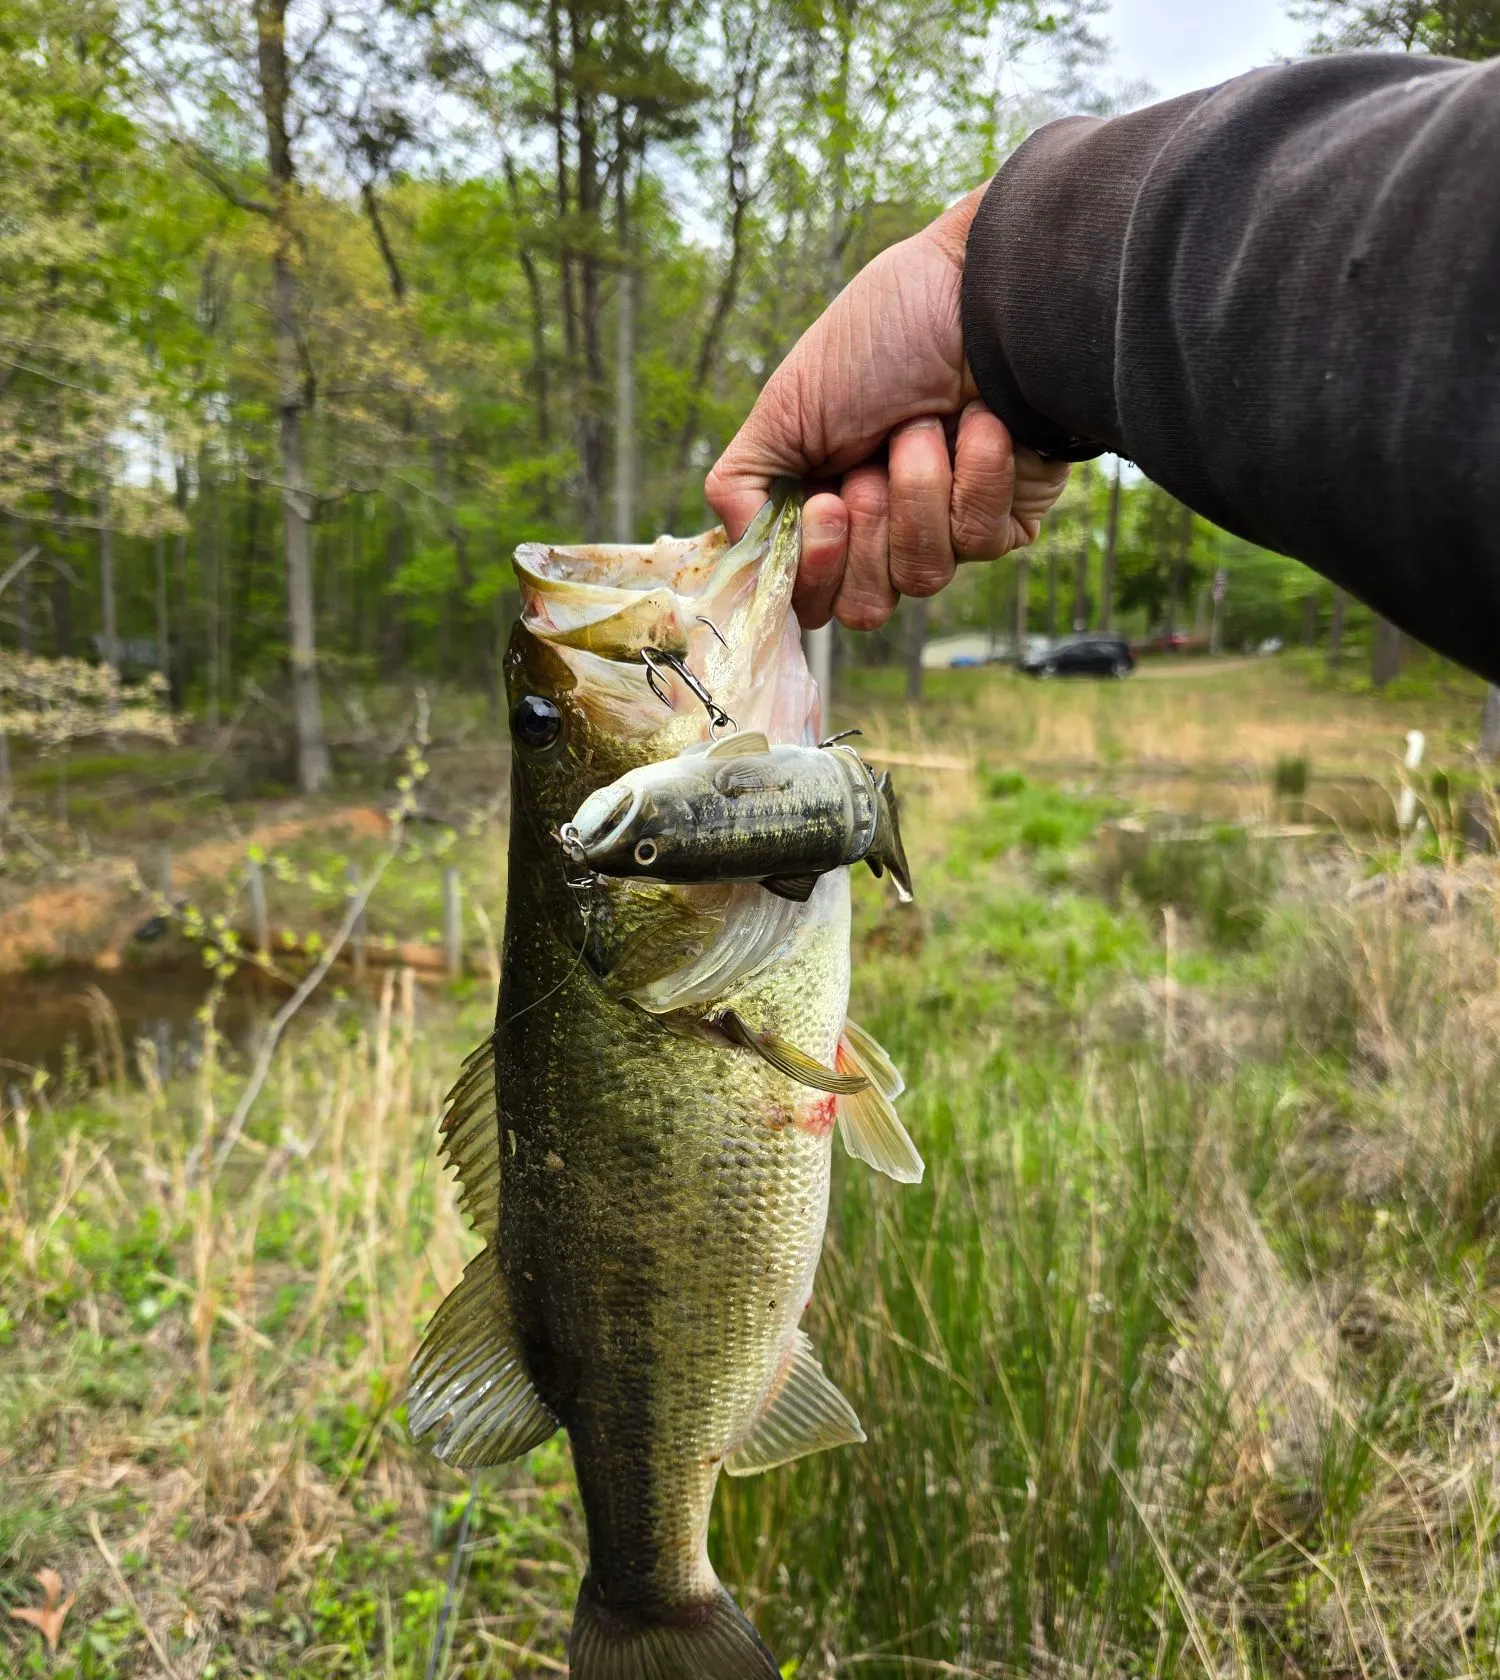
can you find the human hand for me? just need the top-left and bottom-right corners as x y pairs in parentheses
(705, 186), (1071, 630)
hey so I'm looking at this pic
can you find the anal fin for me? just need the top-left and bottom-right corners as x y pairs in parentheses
(725, 1330), (865, 1476)
(718, 1008), (870, 1094)
(836, 1026), (923, 1183)
(408, 1246), (556, 1466)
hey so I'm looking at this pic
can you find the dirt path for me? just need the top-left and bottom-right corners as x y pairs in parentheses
(0, 805), (389, 973)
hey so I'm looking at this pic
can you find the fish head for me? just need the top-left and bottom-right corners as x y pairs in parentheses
(506, 488), (816, 842)
(505, 489), (827, 1010)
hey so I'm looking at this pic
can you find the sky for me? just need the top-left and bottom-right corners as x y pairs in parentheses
(1103, 0), (1307, 102)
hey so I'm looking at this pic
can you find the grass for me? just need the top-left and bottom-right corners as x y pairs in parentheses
(6, 663), (1500, 1674)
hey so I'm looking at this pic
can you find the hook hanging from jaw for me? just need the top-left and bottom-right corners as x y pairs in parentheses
(639, 646), (736, 736)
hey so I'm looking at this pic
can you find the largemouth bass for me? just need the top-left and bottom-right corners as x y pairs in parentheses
(565, 733), (914, 905)
(407, 492), (922, 1679)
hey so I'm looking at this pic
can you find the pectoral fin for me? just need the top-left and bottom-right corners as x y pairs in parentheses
(836, 1025), (923, 1183)
(724, 1330), (865, 1476)
(408, 1246), (557, 1466)
(719, 1008), (870, 1094)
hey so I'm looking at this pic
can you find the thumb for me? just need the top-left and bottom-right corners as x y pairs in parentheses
(705, 356), (821, 541)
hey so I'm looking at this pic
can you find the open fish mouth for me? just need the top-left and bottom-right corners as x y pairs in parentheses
(513, 491), (818, 746)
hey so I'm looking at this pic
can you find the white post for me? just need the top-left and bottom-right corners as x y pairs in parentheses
(443, 868), (462, 982)
(248, 857), (270, 958)
(804, 624), (833, 728)
(1397, 729), (1425, 832)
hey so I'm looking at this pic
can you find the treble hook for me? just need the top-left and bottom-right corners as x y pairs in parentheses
(696, 615), (730, 650)
(640, 647), (736, 735)
(820, 728), (864, 748)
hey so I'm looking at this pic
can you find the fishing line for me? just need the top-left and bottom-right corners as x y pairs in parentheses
(501, 851), (597, 1028)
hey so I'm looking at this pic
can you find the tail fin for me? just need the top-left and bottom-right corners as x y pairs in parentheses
(569, 1574), (779, 1680)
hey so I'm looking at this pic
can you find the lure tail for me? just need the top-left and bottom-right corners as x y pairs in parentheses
(569, 1575), (779, 1680)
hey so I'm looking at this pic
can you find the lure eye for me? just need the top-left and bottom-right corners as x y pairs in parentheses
(511, 694), (563, 751)
(633, 838), (658, 867)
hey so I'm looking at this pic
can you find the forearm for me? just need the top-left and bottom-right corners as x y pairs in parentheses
(962, 54), (1500, 681)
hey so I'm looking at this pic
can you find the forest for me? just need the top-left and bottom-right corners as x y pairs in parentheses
(0, 0), (1405, 800)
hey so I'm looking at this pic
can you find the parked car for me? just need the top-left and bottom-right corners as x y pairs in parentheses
(1019, 634), (1135, 679)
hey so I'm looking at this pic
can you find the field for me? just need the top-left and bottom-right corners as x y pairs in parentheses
(5, 656), (1500, 1677)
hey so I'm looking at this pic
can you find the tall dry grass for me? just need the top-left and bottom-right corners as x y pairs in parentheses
(7, 764), (1500, 1675)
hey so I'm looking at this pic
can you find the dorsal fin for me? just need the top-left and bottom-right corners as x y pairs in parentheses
(704, 729), (770, 759)
(437, 1036), (499, 1240)
(836, 1028), (923, 1183)
(724, 1330), (865, 1476)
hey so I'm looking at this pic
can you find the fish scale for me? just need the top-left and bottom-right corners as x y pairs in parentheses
(407, 490), (921, 1679)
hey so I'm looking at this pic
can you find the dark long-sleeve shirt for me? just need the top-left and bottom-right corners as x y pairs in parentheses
(960, 53), (1500, 682)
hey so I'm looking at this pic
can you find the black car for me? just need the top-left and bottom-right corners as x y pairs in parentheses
(1019, 634), (1135, 679)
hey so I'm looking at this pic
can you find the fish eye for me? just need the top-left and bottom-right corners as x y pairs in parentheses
(511, 694), (563, 751)
(633, 838), (658, 867)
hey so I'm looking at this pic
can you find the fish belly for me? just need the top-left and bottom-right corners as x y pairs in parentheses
(500, 987), (833, 1617)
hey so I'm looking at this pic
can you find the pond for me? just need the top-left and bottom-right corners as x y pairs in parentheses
(0, 961), (293, 1090)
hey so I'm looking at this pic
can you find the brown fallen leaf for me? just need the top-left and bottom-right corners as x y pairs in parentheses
(9, 1566), (76, 1654)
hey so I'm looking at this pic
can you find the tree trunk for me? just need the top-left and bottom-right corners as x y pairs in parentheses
(664, 24), (760, 531)
(49, 489), (72, 657)
(154, 530), (168, 675)
(171, 458), (190, 707)
(1328, 587), (1345, 669)
(380, 494), (408, 680)
(1046, 548), (1058, 639)
(1014, 552), (1029, 657)
(98, 474), (118, 679)
(1480, 685), (1500, 763)
(1099, 462), (1120, 632)
(504, 157), (553, 512)
(1371, 615), (1402, 688)
(571, 10), (607, 542)
(1166, 503), (1192, 636)
(9, 515), (32, 652)
(1071, 460), (1091, 631)
(903, 596), (926, 701)
(1301, 593), (1318, 644)
(198, 450), (220, 731)
(255, 0), (328, 792)
(613, 143), (635, 544)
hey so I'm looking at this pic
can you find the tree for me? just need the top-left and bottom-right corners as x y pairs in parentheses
(1099, 460), (1121, 631)
(1293, 0), (1499, 55)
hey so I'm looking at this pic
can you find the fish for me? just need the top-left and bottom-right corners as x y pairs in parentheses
(563, 732), (914, 906)
(406, 489), (923, 1680)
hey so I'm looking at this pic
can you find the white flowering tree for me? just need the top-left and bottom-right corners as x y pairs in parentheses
(0, 652), (176, 831)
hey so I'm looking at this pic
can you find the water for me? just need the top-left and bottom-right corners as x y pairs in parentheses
(0, 962), (293, 1087)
